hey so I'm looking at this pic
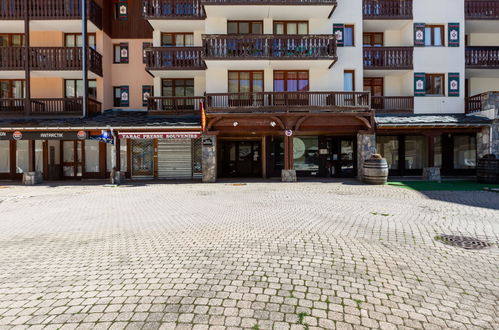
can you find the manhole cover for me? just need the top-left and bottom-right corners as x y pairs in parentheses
(435, 235), (491, 250)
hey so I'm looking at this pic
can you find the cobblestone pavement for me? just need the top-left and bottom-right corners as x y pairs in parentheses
(0, 181), (498, 330)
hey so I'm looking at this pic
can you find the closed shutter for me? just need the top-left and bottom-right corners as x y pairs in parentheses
(157, 140), (192, 179)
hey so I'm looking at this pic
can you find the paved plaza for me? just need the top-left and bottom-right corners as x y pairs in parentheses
(0, 180), (498, 330)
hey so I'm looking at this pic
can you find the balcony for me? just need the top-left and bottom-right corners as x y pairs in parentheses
(363, 47), (413, 70)
(145, 47), (206, 71)
(363, 0), (413, 19)
(0, 98), (101, 117)
(201, 0), (336, 4)
(147, 96), (205, 114)
(466, 91), (499, 116)
(205, 91), (370, 113)
(466, 46), (499, 68)
(371, 96), (414, 113)
(0, 47), (103, 76)
(0, 0), (102, 29)
(203, 35), (337, 63)
(465, 0), (499, 20)
(142, 0), (206, 19)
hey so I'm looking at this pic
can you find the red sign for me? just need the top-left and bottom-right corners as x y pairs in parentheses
(77, 131), (87, 140)
(118, 132), (202, 140)
(12, 131), (22, 140)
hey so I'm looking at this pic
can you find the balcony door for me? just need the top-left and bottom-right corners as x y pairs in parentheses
(228, 71), (264, 107)
(0, 34), (24, 47)
(273, 71), (309, 106)
(363, 33), (384, 47)
(0, 80), (25, 111)
(363, 77), (384, 109)
(161, 79), (194, 110)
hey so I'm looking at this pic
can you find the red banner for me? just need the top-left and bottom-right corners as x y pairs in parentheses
(118, 132), (202, 139)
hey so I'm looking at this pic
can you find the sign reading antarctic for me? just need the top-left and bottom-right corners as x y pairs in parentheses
(0, 131), (87, 140)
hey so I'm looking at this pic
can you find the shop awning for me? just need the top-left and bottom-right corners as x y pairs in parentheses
(375, 114), (491, 128)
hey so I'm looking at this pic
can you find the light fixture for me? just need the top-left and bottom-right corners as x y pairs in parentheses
(233, 121), (239, 127)
(270, 121), (277, 127)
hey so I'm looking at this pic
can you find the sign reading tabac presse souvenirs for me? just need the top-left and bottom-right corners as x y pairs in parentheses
(0, 131), (87, 140)
(117, 132), (202, 140)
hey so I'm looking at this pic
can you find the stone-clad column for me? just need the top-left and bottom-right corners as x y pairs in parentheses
(202, 135), (217, 183)
(357, 133), (376, 180)
(477, 127), (491, 158)
(492, 121), (499, 155)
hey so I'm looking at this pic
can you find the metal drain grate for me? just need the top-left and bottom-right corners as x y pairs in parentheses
(435, 235), (491, 250)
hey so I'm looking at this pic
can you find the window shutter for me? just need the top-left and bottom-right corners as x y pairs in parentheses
(414, 23), (425, 47)
(333, 24), (345, 47)
(118, 0), (128, 20)
(120, 86), (130, 107)
(142, 85), (153, 107)
(414, 73), (426, 96)
(448, 73), (460, 97)
(120, 43), (129, 63)
(448, 23), (460, 47)
(142, 42), (152, 64)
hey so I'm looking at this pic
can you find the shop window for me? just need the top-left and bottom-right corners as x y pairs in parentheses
(15, 141), (42, 173)
(453, 135), (476, 169)
(65, 79), (97, 99)
(274, 21), (308, 35)
(376, 136), (399, 170)
(106, 142), (127, 172)
(293, 137), (319, 172)
(425, 74), (445, 96)
(227, 21), (263, 34)
(405, 136), (428, 170)
(85, 140), (100, 173)
(0, 141), (9, 173)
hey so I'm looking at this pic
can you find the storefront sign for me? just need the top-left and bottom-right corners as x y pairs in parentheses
(118, 132), (202, 140)
(285, 129), (293, 137)
(0, 131), (87, 140)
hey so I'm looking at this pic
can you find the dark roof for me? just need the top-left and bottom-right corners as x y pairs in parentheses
(375, 114), (491, 127)
(0, 110), (201, 129)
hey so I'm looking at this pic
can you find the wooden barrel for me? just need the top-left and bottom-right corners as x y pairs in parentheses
(477, 154), (499, 184)
(363, 158), (389, 185)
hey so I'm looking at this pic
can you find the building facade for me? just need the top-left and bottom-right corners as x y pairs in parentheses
(0, 0), (498, 182)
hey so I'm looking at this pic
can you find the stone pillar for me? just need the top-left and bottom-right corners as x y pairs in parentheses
(202, 135), (217, 183)
(357, 133), (376, 180)
(477, 126), (491, 158)
(492, 120), (499, 155)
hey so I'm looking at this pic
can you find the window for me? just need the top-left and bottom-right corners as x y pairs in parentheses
(161, 33), (194, 47)
(376, 136), (399, 170)
(425, 74), (445, 95)
(454, 135), (476, 169)
(228, 71), (264, 93)
(64, 33), (96, 49)
(0, 80), (25, 98)
(363, 32), (383, 47)
(424, 25), (444, 46)
(0, 34), (24, 47)
(161, 79), (194, 97)
(274, 21), (308, 35)
(113, 87), (122, 107)
(274, 71), (309, 92)
(344, 25), (355, 46)
(344, 70), (355, 92)
(65, 79), (97, 99)
(227, 21), (263, 34)
(405, 136), (428, 170)
(113, 43), (129, 63)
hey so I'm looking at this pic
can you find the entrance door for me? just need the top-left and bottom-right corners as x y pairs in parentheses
(220, 141), (262, 177)
(325, 137), (356, 177)
(131, 140), (154, 177)
(62, 140), (83, 178)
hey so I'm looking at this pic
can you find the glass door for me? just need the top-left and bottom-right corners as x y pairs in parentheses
(131, 140), (154, 177)
(62, 141), (83, 178)
(220, 141), (261, 177)
(326, 137), (356, 177)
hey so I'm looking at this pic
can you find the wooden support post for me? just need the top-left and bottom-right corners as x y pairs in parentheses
(284, 135), (294, 170)
(427, 135), (435, 168)
(28, 140), (35, 172)
(115, 138), (121, 172)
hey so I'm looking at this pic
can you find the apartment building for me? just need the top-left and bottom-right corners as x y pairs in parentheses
(0, 0), (498, 183)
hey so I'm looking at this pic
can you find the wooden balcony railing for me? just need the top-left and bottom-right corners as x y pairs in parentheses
(363, 47), (413, 70)
(142, 0), (206, 19)
(201, 0), (337, 4)
(466, 46), (499, 68)
(205, 91), (370, 113)
(0, 97), (102, 116)
(203, 35), (337, 60)
(145, 47), (206, 70)
(363, 0), (413, 19)
(0, 47), (103, 76)
(466, 91), (499, 114)
(465, 0), (499, 19)
(371, 96), (414, 113)
(0, 0), (102, 29)
(147, 96), (205, 114)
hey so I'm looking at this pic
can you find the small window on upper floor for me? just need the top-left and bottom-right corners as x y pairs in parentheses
(113, 43), (129, 64)
(363, 32), (383, 47)
(64, 33), (96, 49)
(425, 74), (445, 95)
(424, 25), (444, 47)
(344, 70), (355, 92)
(274, 21), (308, 35)
(344, 25), (355, 46)
(161, 33), (194, 47)
(227, 21), (263, 34)
(0, 34), (24, 47)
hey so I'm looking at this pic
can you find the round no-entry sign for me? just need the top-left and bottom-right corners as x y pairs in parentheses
(285, 129), (293, 137)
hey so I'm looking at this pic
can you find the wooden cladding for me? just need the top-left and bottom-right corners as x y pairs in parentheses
(147, 96), (205, 113)
(466, 92), (499, 114)
(465, 0), (499, 19)
(203, 35), (337, 60)
(205, 91), (370, 113)
(363, 47), (413, 70)
(142, 0), (205, 19)
(465, 46), (499, 68)
(0, 98), (101, 116)
(0, 0), (102, 29)
(362, 0), (413, 19)
(145, 47), (206, 70)
(371, 96), (414, 113)
(0, 47), (103, 76)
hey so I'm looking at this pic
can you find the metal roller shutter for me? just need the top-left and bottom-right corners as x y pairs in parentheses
(157, 140), (192, 179)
